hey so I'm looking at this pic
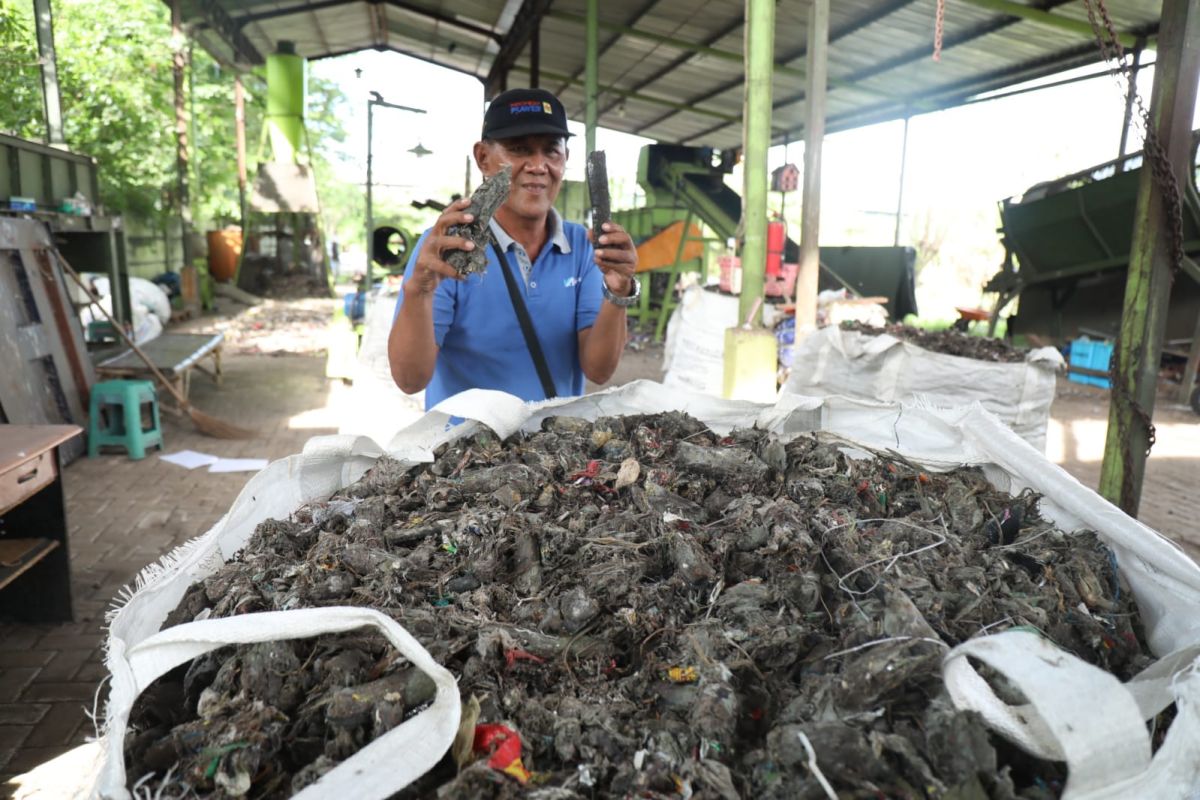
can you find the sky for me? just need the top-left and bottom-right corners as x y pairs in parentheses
(310, 48), (1195, 320)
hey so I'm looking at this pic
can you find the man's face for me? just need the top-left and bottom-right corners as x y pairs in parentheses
(477, 134), (567, 221)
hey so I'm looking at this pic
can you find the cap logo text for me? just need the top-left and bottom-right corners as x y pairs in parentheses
(510, 100), (549, 115)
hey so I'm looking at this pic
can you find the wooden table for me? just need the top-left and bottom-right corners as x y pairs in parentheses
(95, 332), (224, 404)
(0, 424), (81, 622)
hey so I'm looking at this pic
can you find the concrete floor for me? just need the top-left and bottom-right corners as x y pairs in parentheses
(1, 330), (1197, 794)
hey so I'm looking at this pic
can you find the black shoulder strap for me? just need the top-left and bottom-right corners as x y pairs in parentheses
(491, 238), (557, 400)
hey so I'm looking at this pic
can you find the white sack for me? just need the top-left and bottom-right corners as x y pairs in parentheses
(661, 285), (740, 397)
(80, 274), (171, 345)
(96, 382), (1200, 799)
(87, 275), (172, 324)
(783, 325), (1065, 451)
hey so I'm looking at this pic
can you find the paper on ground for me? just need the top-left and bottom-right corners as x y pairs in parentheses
(208, 458), (269, 473)
(160, 451), (267, 473)
(159, 450), (219, 469)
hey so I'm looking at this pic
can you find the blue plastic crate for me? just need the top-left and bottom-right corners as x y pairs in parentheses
(1068, 338), (1112, 389)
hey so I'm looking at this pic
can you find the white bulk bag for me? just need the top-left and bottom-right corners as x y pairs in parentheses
(783, 325), (1065, 451)
(661, 285), (740, 397)
(94, 382), (1200, 799)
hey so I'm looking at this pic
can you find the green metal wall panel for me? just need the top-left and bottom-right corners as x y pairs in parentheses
(0, 134), (98, 211)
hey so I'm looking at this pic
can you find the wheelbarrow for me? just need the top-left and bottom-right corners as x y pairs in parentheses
(953, 306), (991, 332)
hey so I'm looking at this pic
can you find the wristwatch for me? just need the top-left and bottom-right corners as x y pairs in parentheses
(602, 277), (641, 307)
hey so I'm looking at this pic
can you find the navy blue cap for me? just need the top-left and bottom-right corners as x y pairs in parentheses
(483, 88), (573, 140)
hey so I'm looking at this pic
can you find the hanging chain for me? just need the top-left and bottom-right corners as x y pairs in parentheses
(1082, 0), (1179, 505)
(1083, 0), (1185, 277)
(933, 0), (946, 62)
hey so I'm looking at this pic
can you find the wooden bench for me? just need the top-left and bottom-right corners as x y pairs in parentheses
(0, 425), (80, 622)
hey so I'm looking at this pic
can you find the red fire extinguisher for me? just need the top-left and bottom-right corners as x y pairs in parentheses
(766, 219), (786, 278)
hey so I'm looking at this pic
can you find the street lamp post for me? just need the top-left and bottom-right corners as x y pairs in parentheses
(366, 91), (426, 276)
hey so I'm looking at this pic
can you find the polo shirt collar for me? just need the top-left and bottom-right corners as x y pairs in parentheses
(489, 208), (572, 255)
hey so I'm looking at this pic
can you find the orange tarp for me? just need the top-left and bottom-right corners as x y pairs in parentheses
(635, 221), (705, 274)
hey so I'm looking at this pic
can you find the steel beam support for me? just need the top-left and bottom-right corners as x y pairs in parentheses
(485, 0), (554, 99)
(555, 0), (660, 99)
(739, 0), (775, 327)
(1118, 42), (1145, 161)
(530, 17), (540, 87)
(33, 0), (65, 147)
(598, 16), (744, 118)
(387, 1), (500, 41)
(773, 40), (1108, 144)
(195, 0), (263, 64)
(666, 0), (1082, 143)
(512, 65), (744, 125)
(230, 0), (344, 27)
(549, 8), (802, 79)
(795, 0), (829, 333)
(894, 115), (909, 247)
(235, 73), (247, 245)
(366, 94), (425, 269)
(214, 0), (500, 45)
(171, 0), (195, 270)
(1099, 0), (1200, 515)
(634, 0), (920, 136)
(585, 0), (598, 153)
(960, 0), (1140, 48)
(1180, 311), (1200, 405)
(366, 98), (374, 268)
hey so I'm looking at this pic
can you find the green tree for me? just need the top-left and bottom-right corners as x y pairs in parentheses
(0, 0), (45, 140)
(0, 0), (350, 232)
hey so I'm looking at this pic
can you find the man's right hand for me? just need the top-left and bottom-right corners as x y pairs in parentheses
(404, 198), (476, 297)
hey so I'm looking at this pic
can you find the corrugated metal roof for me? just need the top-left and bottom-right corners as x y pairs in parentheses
(179, 0), (1161, 149)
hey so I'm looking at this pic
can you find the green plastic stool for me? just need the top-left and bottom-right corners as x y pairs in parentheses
(87, 379), (164, 460)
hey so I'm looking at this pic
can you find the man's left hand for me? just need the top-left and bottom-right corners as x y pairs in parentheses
(591, 222), (638, 296)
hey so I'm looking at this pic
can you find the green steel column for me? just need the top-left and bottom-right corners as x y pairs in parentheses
(171, 0), (194, 269)
(740, 0), (775, 326)
(267, 41), (306, 163)
(1117, 43), (1144, 160)
(1098, 0), (1200, 515)
(235, 74), (247, 236)
(366, 98), (375, 269)
(33, 0), (64, 146)
(585, 0), (598, 154)
(1181, 312), (1200, 406)
(894, 115), (910, 247)
(795, 0), (828, 332)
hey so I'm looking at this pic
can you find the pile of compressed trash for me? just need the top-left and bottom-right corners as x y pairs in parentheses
(840, 322), (1028, 363)
(124, 412), (1157, 799)
(199, 298), (332, 356)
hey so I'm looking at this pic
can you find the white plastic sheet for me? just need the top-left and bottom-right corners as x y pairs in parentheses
(96, 381), (1200, 799)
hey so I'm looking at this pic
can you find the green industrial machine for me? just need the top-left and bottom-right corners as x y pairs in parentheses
(986, 137), (1200, 345)
(241, 41), (328, 297)
(616, 144), (919, 338)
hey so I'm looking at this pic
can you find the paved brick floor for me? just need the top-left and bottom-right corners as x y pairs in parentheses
(0, 352), (339, 790)
(1047, 380), (1200, 561)
(2, 342), (1197, 794)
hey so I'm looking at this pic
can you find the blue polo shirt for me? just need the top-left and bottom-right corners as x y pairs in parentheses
(394, 210), (604, 409)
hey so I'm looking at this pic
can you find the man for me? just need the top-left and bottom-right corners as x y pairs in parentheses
(388, 88), (639, 409)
